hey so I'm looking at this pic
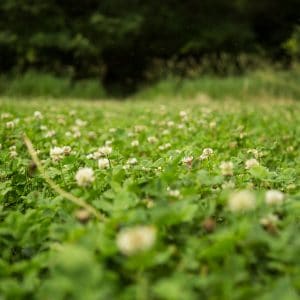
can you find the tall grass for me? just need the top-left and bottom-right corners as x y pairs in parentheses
(1, 67), (299, 100)
(0, 71), (106, 99)
(135, 67), (300, 100)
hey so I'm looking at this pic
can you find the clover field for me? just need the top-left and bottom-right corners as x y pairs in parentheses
(0, 97), (300, 300)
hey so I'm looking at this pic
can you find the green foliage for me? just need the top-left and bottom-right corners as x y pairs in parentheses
(284, 26), (300, 59)
(0, 96), (300, 299)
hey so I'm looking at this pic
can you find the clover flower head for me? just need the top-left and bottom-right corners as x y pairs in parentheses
(167, 187), (181, 198)
(98, 158), (110, 169)
(220, 161), (234, 176)
(50, 147), (64, 161)
(33, 111), (43, 120)
(45, 130), (56, 138)
(127, 157), (138, 165)
(245, 158), (259, 169)
(182, 156), (193, 166)
(98, 146), (112, 156)
(260, 214), (279, 226)
(228, 190), (256, 212)
(116, 225), (156, 256)
(199, 148), (214, 160)
(265, 190), (284, 206)
(63, 146), (72, 156)
(147, 136), (158, 144)
(131, 140), (139, 147)
(6, 121), (15, 129)
(75, 167), (95, 187)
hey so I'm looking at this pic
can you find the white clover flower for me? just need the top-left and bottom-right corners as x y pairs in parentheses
(177, 124), (185, 129)
(221, 181), (235, 190)
(260, 214), (279, 226)
(57, 115), (66, 125)
(228, 190), (256, 212)
(65, 131), (72, 137)
(220, 161), (234, 176)
(131, 140), (139, 147)
(167, 121), (175, 127)
(127, 157), (138, 165)
(6, 121), (15, 129)
(245, 158), (259, 169)
(167, 187), (181, 198)
(265, 190), (284, 206)
(182, 156), (193, 166)
(34, 111), (43, 120)
(158, 143), (171, 151)
(203, 148), (214, 156)
(87, 131), (97, 139)
(199, 154), (207, 160)
(143, 199), (154, 208)
(179, 110), (188, 118)
(116, 225), (156, 256)
(50, 147), (64, 161)
(105, 140), (113, 146)
(45, 130), (56, 138)
(209, 121), (216, 129)
(1, 113), (12, 119)
(98, 146), (112, 156)
(109, 127), (116, 133)
(9, 150), (18, 158)
(247, 149), (262, 159)
(123, 164), (130, 170)
(86, 153), (94, 160)
(162, 129), (170, 136)
(62, 146), (72, 156)
(199, 148), (214, 160)
(40, 125), (48, 131)
(71, 125), (80, 132)
(147, 136), (158, 144)
(73, 130), (81, 138)
(75, 119), (87, 127)
(75, 167), (94, 187)
(98, 158), (110, 169)
(134, 125), (146, 132)
(9, 146), (17, 157)
(90, 151), (101, 160)
(239, 132), (247, 139)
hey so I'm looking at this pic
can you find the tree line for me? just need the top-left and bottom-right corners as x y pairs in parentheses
(0, 0), (299, 93)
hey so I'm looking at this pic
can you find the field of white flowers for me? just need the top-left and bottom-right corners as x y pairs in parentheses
(0, 97), (300, 300)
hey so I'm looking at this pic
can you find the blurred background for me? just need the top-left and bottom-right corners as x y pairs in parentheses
(0, 0), (300, 98)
